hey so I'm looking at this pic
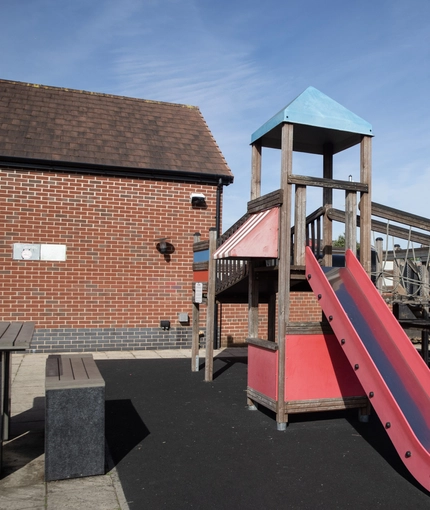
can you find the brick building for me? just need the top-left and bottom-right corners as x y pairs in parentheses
(0, 79), (234, 352)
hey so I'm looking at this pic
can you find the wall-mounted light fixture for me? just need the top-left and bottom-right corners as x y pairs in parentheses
(178, 312), (189, 324)
(190, 193), (206, 208)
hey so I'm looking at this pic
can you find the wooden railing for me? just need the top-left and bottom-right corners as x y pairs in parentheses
(328, 202), (430, 301)
(216, 259), (248, 294)
(291, 206), (325, 260)
(201, 185), (430, 300)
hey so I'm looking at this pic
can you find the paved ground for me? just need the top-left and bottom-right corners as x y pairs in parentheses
(1, 347), (430, 509)
(0, 347), (236, 510)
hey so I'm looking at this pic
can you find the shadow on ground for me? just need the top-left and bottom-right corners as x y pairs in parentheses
(1, 396), (45, 481)
(198, 355), (247, 380)
(105, 399), (150, 469)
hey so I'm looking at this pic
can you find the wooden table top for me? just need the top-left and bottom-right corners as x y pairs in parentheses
(0, 321), (35, 351)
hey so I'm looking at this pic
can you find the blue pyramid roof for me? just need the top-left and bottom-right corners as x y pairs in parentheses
(251, 87), (373, 154)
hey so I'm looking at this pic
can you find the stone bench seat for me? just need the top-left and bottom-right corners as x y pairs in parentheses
(45, 354), (105, 481)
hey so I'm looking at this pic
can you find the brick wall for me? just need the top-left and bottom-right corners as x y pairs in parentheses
(217, 293), (322, 347)
(0, 167), (219, 352)
(1, 167), (325, 352)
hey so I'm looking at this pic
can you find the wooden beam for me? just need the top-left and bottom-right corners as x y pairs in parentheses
(372, 202), (430, 232)
(251, 141), (262, 200)
(247, 189), (283, 214)
(294, 184), (306, 265)
(286, 322), (333, 335)
(288, 174), (368, 192)
(422, 263), (429, 301)
(192, 261), (208, 272)
(277, 122), (293, 430)
(192, 230), (202, 372)
(328, 208), (430, 246)
(345, 190), (357, 254)
(323, 143), (333, 266)
(371, 219), (430, 246)
(268, 294), (276, 342)
(248, 259), (259, 339)
(205, 228), (217, 382)
(247, 338), (279, 350)
(191, 302), (200, 372)
(193, 240), (209, 252)
(375, 237), (383, 293)
(360, 136), (372, 275)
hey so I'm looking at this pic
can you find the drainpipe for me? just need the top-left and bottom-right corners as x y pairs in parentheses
(214, 179), (223, 349)
(215, 178), (223, 236)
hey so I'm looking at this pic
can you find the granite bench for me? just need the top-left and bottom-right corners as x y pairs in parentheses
(45, 354), (105, 481)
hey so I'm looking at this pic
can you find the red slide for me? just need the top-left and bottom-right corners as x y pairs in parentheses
(305, 247), (430, 491)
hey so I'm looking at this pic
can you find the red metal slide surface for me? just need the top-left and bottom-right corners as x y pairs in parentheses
(305, 247), (430, 491)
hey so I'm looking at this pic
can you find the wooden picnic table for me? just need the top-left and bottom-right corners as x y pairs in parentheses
(0, 321), (35, 442)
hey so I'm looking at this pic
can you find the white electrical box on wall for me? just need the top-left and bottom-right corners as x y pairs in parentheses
(13, 243), (67, 261)
(41, 244), (67, 261)
(13, 244), (41, 260)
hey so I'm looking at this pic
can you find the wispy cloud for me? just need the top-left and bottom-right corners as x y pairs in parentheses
(1, 0), (429, 231)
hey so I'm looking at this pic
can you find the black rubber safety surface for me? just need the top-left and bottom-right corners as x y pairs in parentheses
(97, 357), (430, 509)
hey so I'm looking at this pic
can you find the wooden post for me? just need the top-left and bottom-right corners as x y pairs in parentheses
(268, 294), (276, 342)
(205, 228), (217, 382)
(393, 244), (401, 292)
(316, 216), (321, 258)
(375, 237), (384, 293)
(310, 221), (315, 254)
(251, 141), (262, 200)
(294, 184), (306, 265)
(421, 262), (429, 362)
(277, 122), (293, 430)
(421, 261), (429, 301)
(248, 259), (259, 339)
(360, 136), (372, 276)
(345, 190), (357, 254)
(191, 232), (201, 372)
(322, 143), (333, 266)
(191, 302), (200, 371)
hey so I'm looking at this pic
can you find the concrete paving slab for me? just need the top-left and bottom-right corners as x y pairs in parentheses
(10, 400), (44, 414)
(0, 453), (44, 488)
(131, 350), (162, 358)
(155, 349), (190, 358)
(12, 372), (44, 382)
(91, 352), (110, 360)
(103, 351), (136, 359)
(46, 474), (121, 510)
(0, 485), (46, 510)
(10, 395), (45, 407)
(16, 355), (48, 366)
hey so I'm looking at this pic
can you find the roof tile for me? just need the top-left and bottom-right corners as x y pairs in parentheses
(0, 80), (233, 182)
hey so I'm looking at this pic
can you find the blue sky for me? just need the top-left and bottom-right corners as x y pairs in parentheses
(1, 0), (429, 243)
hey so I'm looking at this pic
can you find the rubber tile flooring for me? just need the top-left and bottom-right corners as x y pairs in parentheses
(97, 357), (430, 509)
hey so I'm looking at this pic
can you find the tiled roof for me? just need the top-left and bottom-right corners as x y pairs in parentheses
(0, 79), (233, 183)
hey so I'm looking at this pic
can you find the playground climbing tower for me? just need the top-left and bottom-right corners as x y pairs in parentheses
(214, 87), (374, 429)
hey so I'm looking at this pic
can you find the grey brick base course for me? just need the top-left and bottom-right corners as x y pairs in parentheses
(31, 326), (193, 353)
